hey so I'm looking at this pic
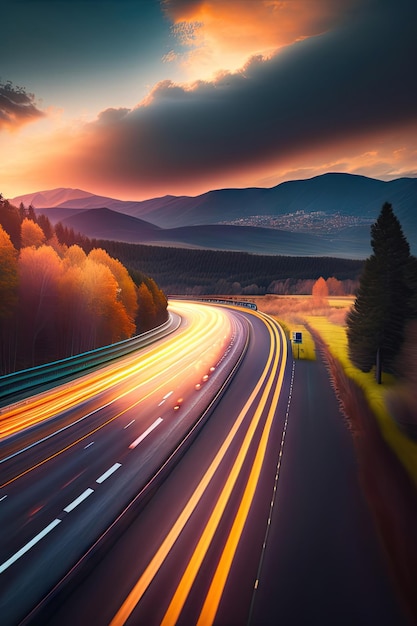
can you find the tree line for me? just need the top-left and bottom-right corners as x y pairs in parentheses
(0, 196), (168, 374)
(95, 239), (363, 296)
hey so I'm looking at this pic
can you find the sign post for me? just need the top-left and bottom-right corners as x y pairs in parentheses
(292, 331), (303, 359)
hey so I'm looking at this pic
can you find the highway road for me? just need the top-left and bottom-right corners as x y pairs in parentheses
(0, 301), (254, 624)
(8, 302), (290, 626)
(0, 300), (406, 625)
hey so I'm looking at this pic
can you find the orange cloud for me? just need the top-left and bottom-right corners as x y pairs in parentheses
(3, 0), (416, 201)
(162, 0), (359, 79)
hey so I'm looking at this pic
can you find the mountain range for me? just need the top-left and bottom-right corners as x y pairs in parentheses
(11, 173), (417, 259)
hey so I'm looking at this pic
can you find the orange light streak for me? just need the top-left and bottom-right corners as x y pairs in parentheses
(109, 311), (286, 626)
(0, 303), (233, 489)
(160, 316), (286, 625)
(0, 302), (229, 440)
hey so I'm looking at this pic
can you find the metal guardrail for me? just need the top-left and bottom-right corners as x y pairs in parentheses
(203, 298), (258, 310)
(0, 315), (177, 404)
(170, 296), (257, 310)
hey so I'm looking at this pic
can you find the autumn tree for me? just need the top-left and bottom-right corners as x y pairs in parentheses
(326, 276), (344, 296)
(312, 276), (329, 306)
(18, 245), (63, 365)
(88, 248), (138, 325)
(136, 282), (156, 333)
(21, 218), (46, 248)
(146, 277), (168, 325)
(63, 244), (87, 267)
(346, 202), (417, 383)
(57, 262), (87, 356)
(0, 226), (19, 372)
(0, 200), (168, 370)
(0, 225), (18, 317)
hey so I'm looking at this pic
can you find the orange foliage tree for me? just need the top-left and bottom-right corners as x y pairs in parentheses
(18, 245), (63, 366)
(312, 276), (329, 306)
(88, 248), (138, 325)
(20, 218), (46, 248)
(0, 200), (168, 371)
(136, 282), (157, 333)
(0, 226), (19, 373)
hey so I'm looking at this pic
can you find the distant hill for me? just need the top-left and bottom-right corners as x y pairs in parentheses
(12, 173), (417, 258)
(57, 209), (350, 257)
(59, 207), (162, 243)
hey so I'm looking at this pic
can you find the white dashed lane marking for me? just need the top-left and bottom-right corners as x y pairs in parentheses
(0, 518), (62, 574)
(63, 488), (94, 513)
(96, 463), (122, 484)
(129, 418), (163, 450)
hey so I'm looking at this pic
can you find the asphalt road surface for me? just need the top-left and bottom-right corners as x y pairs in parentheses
(248, 355), (408, 626)
(0, 302), (408, 625)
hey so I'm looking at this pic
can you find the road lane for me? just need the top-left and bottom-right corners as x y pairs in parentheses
(0, 301), (248, 624)
(247, 355), (408, 626)
(2, 301), (408, 626)
(27, 308), (291, 626)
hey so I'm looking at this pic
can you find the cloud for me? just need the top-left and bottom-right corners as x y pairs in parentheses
(0, 82), (45, 131)
(10, 0), (417, 198)
(161, 0), (361, 79)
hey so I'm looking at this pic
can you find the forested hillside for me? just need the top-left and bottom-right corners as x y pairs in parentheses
(0, 196), (167, 374)
(99, 240), (363, 296)
(49, 223), (362, 295)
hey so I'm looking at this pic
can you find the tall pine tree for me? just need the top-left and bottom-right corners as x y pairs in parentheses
(346, 202), (416, 383)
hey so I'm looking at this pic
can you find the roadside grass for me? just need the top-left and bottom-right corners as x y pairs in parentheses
(254, 294), (417, 487)
(306, 316), (417, 487)
(254, 294), (348, 361)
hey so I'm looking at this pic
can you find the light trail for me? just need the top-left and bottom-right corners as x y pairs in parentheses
(0, 302), (230, 439)
(0, 302), (235, 489)
(109, 312), (287, 626)
(161, 316), (286, 626)
(196, 318), (287, 625)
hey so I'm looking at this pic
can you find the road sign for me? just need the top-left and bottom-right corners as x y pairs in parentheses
(292, 331), (302, 344)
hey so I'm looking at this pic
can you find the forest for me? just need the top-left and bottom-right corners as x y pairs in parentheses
(26, 218), (363, 296)
(0, 193), (365, 374)
(75, 237), (363, 296)
(0, 197), (168, 374)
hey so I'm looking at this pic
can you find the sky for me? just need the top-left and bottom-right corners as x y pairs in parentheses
(1, 0), (417, 201)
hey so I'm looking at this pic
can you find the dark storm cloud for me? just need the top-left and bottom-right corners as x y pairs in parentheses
(70, 0), (417, 189)
(0, 82), (44, 130)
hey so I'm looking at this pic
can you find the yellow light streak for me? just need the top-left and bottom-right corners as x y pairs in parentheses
(0, 302), (229, 439)
(109, 312), (282, 626)
(160, 317), (286, 626)
(0, 303), (233, 487)
(196, 319), (287, 625)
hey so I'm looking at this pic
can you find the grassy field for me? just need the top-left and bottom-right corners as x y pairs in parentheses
(254, 294), (417, 487)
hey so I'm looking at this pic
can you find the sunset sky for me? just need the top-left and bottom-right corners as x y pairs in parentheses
(1, 0), (416, 201)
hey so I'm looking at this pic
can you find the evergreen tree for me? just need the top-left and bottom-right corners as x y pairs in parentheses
(0, 197), (21, 249)
(346, 202), (416, 382)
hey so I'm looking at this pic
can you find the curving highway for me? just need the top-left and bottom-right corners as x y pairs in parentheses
(0, 301), (291, 625)
(1, 299), (406, 626)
